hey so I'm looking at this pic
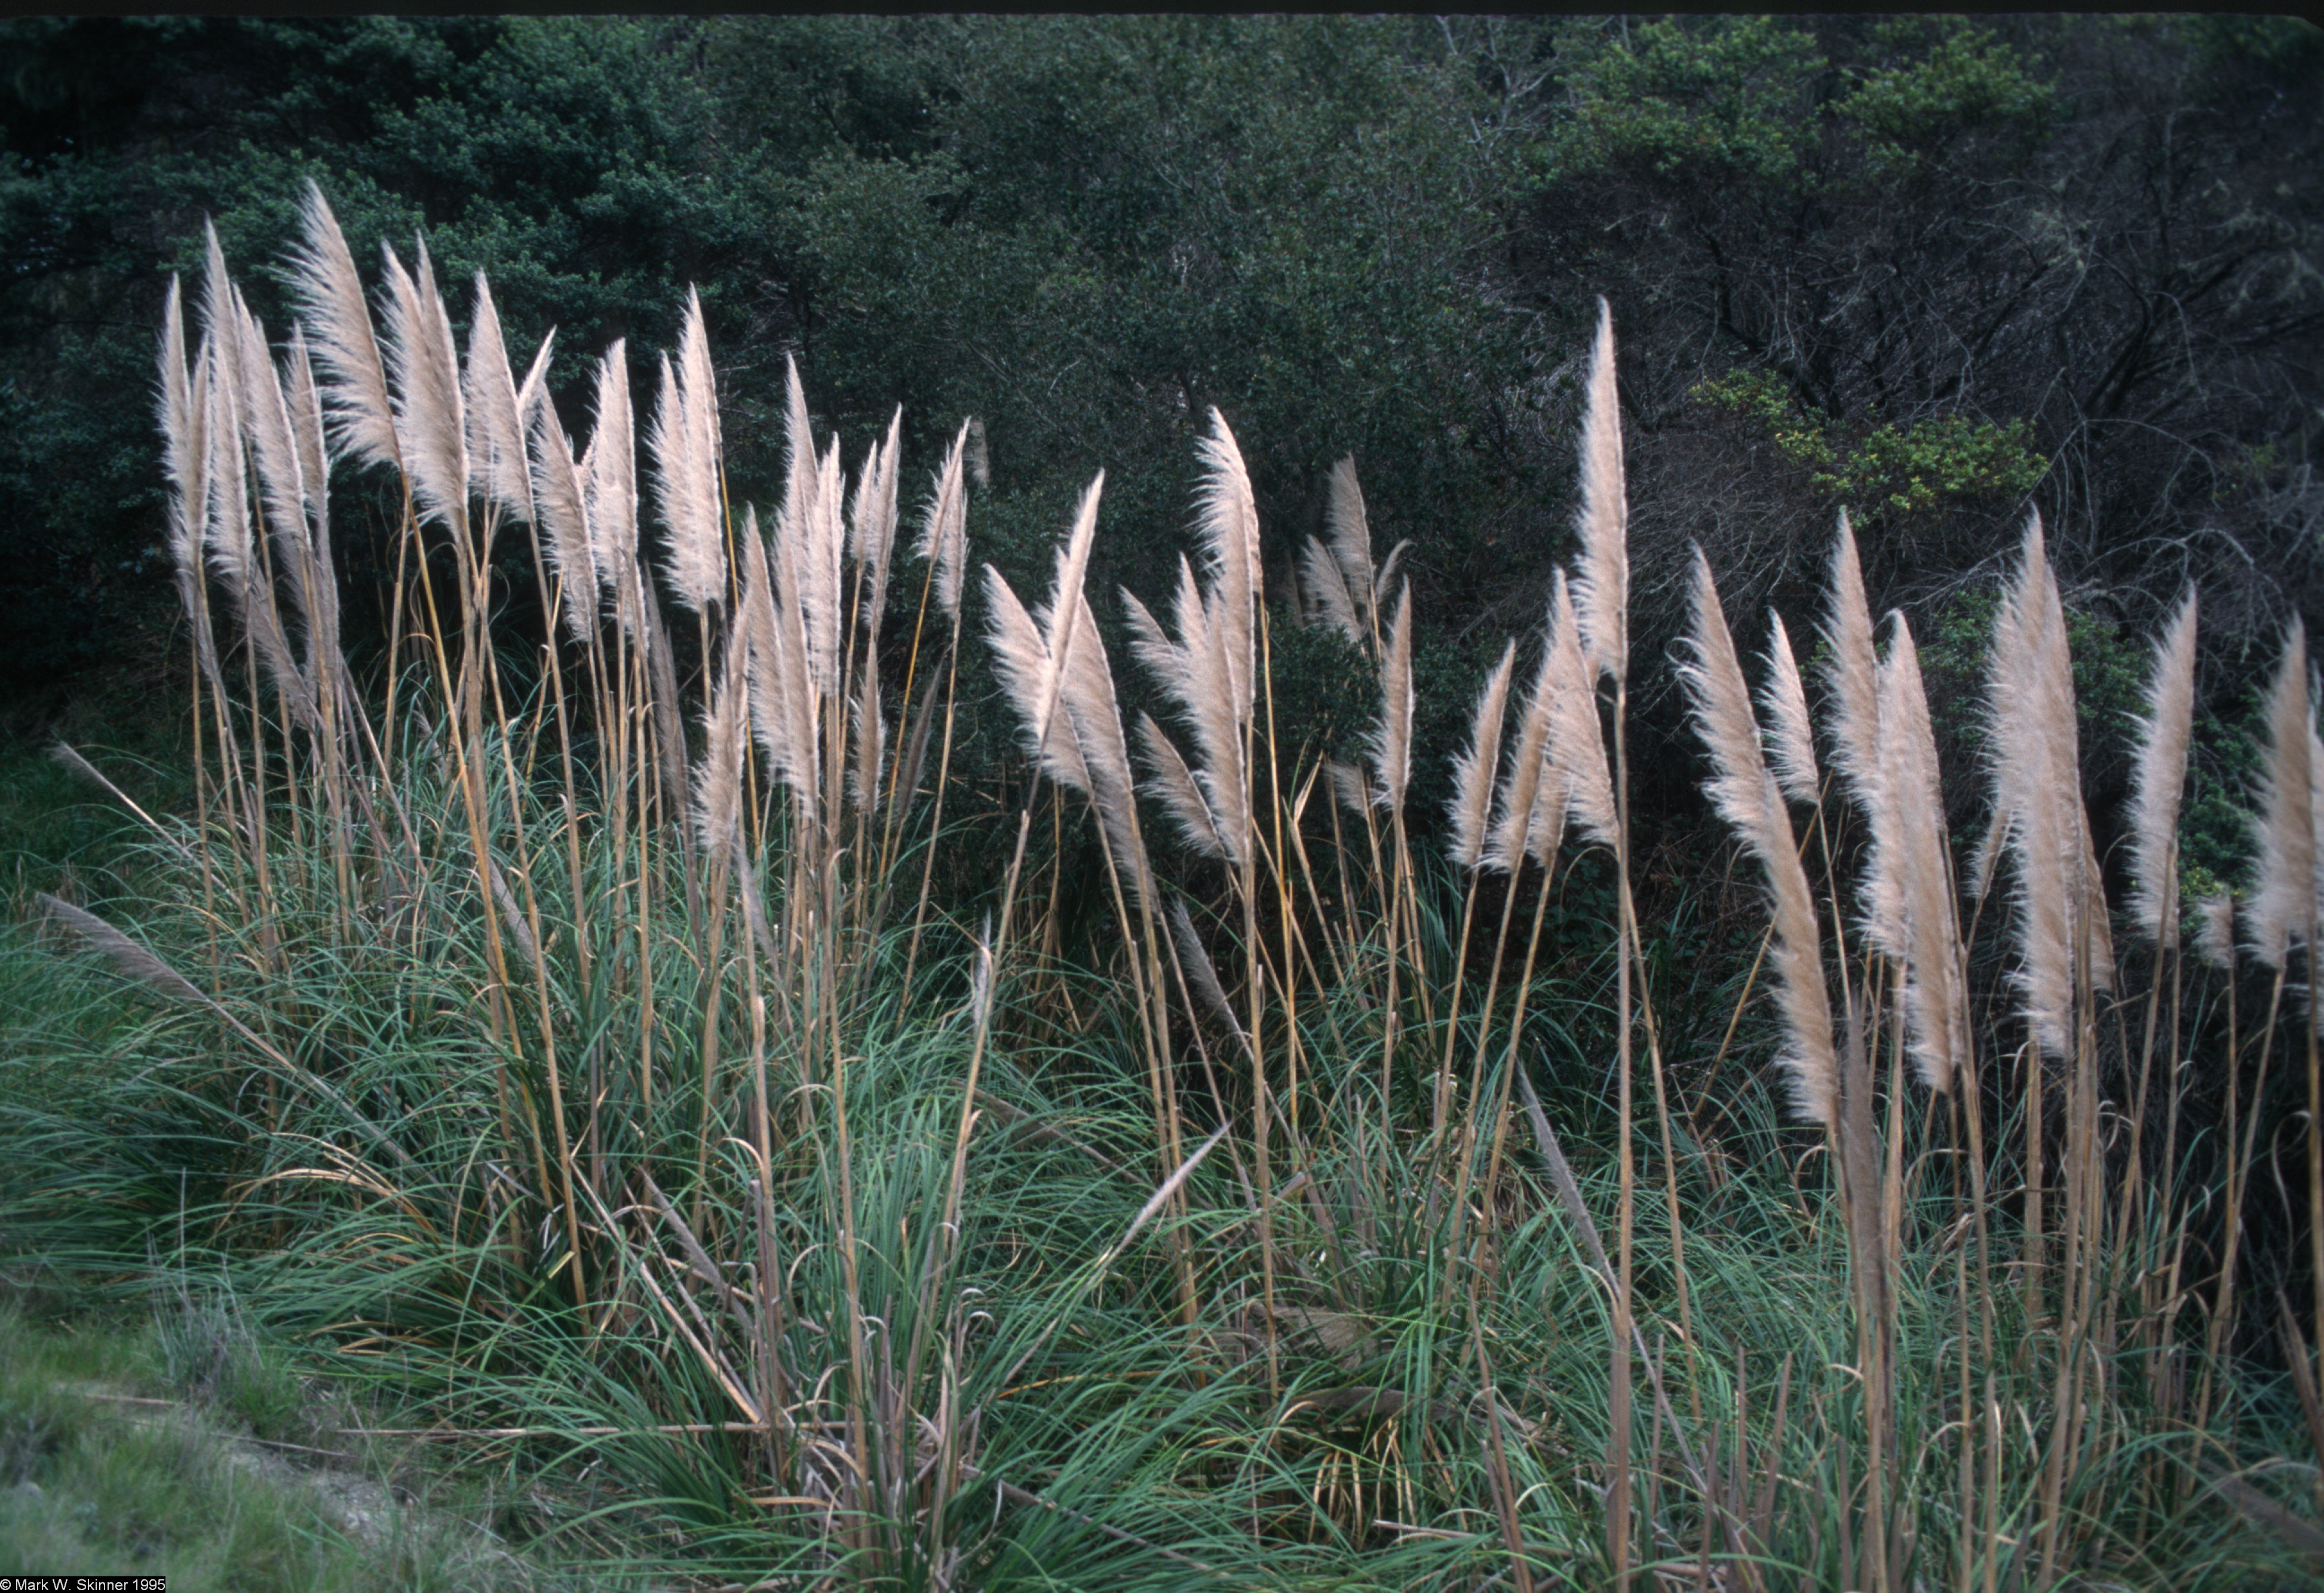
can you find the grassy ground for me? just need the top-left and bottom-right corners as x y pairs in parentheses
(0, 1279), (607, 1591)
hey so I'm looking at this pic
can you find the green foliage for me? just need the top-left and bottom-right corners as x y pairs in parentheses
(1838, 413), (2047, 514)
(1688, 369), (1840, 473)
(2061, 608), (2151, 749)
(154, 1300), (306, 1444)
(1691, 369), (2047, 520)
(782, 16), (1532, 609)
(1547, 16), (2058, 205)
(1835, 17), (2054, 179)
(1548, 17), (1824, 183)
(2178, 687), (2267, 906)
(1258, 618), (1375, 770)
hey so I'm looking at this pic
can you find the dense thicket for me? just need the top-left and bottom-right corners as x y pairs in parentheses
(4, 16), (2318, 862)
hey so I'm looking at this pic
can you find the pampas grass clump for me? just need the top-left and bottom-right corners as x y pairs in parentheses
(10, 186), (2323, 1591)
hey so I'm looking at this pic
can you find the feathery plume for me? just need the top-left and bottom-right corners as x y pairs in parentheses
(1300, 537), (1363, 645)
(915, 418), (973, 620)
(2196, 892), (2237, 972)
(2128, 589), (2200, 947)
(1194, 408), (1261, 718)
(850, 672), (885, 814)
(980, 586), (1087, 799)
(1679, 549), (1838, 1125)
(1376, 540), (1411, 605)
(654, 292), (727, 615)
(231, 300), (317, 644)
(648, 356), (683, 575)
(1857, 626), (1915, 966)
(463, 272), (531, 523)
(1139, 711), (1227, 858)
(1053, 581), (1147, 893)
(1485, 628), (1559, 874)
(983, 474), (1108, 800)
(1327, 760), (1370, 818)
(198, 219), (237, 366)
(850, 406), (904, 625)
(1683, 550), (1768, 819)
(737, 507), (781, 754)
(1325, 455), (1376, 631)
(200, 285), (315, 699)
(1370, 580), (1414, 811)
(1761, 611), (1819, 804)
(201, 327), (251, 583)
(158, 278), (196, 515)
(1522, 739), (1575, 869)
(966, 415), (989, 491)
(1876, 614), (1967, 1093)
(1823, 510), (1881, 818)
(40, 892), (403, 1162)
(2034, 520), (2112, 997)
(679, 289), (722, 546)
(1125, 553), (1251, 868)
(799, 435), (846, 701)
(1121, 413), (1277, 874)
(287, 181), (400, 471)
(584, 344), (638, 617)
(50, 743), (193, 863)
(651, 346), (725, 615)
(986, 577), (1087, 799)
(1169, 899), (1248, 1051)
(2312, 722), (2324, 930)
(283, 325), (330, 537)
(1544, 571), (1620, 848)
(1571, 298), (1628, 684)
(780, 356), (816, 560)
(692, 617), (748, 863)
(36, 893), (209, 1008)
(527, 384), (597, 640)
(767, 519), (820, 806)
(513, 329), (554, 437)
(1447, 640), (1518, 871)
(2084, 813), (2118, 997)
(1986, 545), (2067, 1054)
(201, 344), (314, 728)
(283, 324), (341, 690)
(771, 506), (823, 808)
(1967, 805), (2009, 905)
(379, 235), (468, 537)
(157, 283), (221, 687)
(738, 508), (807, 804)
(2249, 620), (2315, 973)
(1119, 575), (1178, 673)
(1988, 513), (2108, 1055)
